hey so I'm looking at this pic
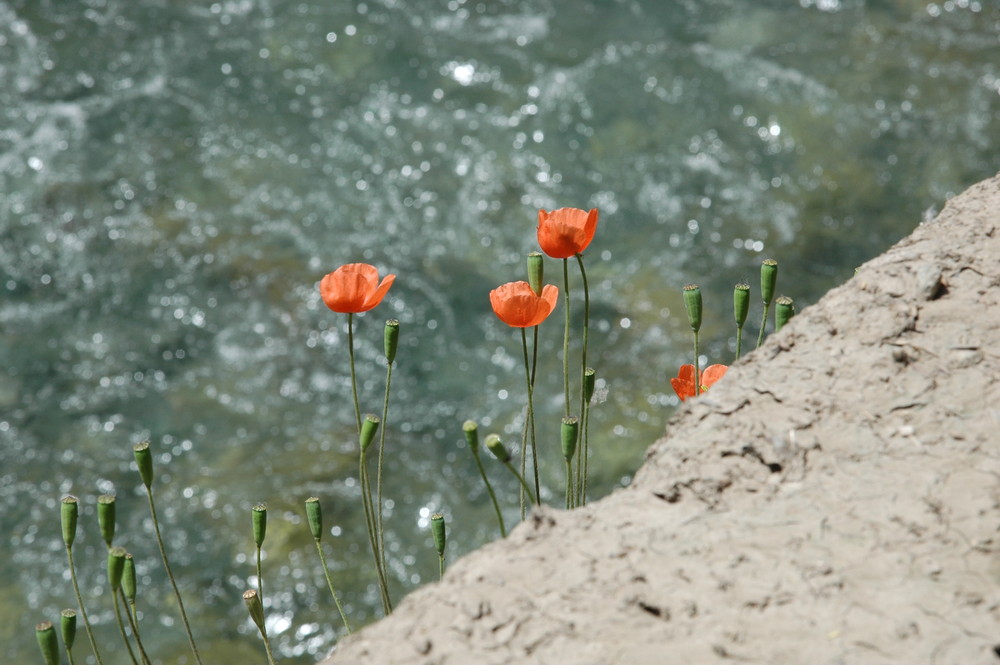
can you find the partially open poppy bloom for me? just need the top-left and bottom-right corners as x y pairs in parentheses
(320, 263), (395, 313)
(537, 207), (599, 259)
(670, 364), (728, 401)
(489, 281), (559, 328)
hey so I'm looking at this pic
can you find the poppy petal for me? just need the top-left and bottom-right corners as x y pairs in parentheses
(701, 364), (728, 389)
(361, 273), (396, 312)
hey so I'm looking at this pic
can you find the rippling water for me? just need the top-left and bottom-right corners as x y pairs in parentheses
(2, 0), (997, 661)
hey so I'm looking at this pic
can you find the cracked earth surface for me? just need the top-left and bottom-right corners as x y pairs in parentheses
(320, 174), (1000, 664)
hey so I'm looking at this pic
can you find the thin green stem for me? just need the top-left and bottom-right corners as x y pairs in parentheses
(438, 555), (445, 580)
(503, 461), (538, 505)
(120, 589), (151, 665)
(565, 459), (573, 510)
(756, 304), (771, 349)
(65, 547), (105, 665)
(260, 629), (278, 665)
(581, 401), (591, 506)
(376, 360), (393, 578)
(693, 330), (701, 396)
(347, 313), (361, 433)
(469, 448), (506, 537)
(359, 452), (392, 614)
(256, 546), (263, 605)
(561, 258), (571, 417)
(313, 540), (352, 633)
(111, 593), (139, 665)
(574, 254), (590, 503)
(521, 328), (540, 505)
(144, 488), (204, 665)
(736, 325), (744, 361)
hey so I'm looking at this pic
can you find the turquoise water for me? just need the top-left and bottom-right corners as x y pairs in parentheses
(2, 0), (998, 662)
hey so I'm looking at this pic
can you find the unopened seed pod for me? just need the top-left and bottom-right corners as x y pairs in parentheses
(760, 259), (778, 305)
(133, 442), (154, 488)
(97, 494), (116, 547)
(430, 513), (446, 556)
(561, 417), (579, 461)
(526, 252), (544, 296)
(252, 504), (267, 548)
(584, 368), (596, 403)
(484, 434), (509, 463)
(384, 319), (400, 364)
(734, 282), (750, 327)
(243, 589), (266, 634)
(682, 284), (702, 332)
(775, 296), (795, 332)
(123, 554), (137, 604)
(107, 546), (127, 592)
(462, 420), (480, 453)
(35, 621), (59, 665)
(60, 495), (79, 548)
(305, 497), (323, 541)
(60, 609), (77, 651)
(359, 414), (380, 455)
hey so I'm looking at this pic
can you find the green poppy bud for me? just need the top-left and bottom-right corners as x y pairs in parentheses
(107, 546), (127, 592)
(243, 589), (266, 634)
(561, 417), (579, 461)
(760, 259), (778, 306)
(527, 252), (544, 296)
(60, 609), (77, 651)
(584, 368), (596, 403)
(123, 554), (137, 604)
(60, 496), (79, 549)
(462, 420), (479, 453)
(252, 504), (267, 548)
(775, 296), (795, 332)
(734, 282), (750, 327)
(384, 319), (400, 364)
(133, 442), (153, 489)
(359, 414), (380, 455)
(484, 434), (509, 463)
(430, 513), (446, 557)
(97, 494), (116, 547)
(305, 497), (323, 541)
(35, 621), (59, 665)
(682, 284), (702, 332)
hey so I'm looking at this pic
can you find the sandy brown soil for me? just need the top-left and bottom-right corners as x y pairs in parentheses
(320, 174), (1000, 664)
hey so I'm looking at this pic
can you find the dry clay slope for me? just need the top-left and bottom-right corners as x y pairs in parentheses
(321, 173), (1000, 665)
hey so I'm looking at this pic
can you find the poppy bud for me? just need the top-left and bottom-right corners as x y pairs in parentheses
(760, 259), (778, 306)
(133, 442), (153, 489)
(584, 368), (596, 403)
(734, 282), (750, 327)
(682, 284), (702, 332)
(243, 589), (266, 634)
(252, 503), (267, 548)
(430, 513), (446, 557)
(123, 554), (137, 604)
(107, 546), (127, 592)
(35, 621), (59, 665)
(484, 434), (509, 463)
(97, 494), (116, 547)
(462, 420), (480, 453)
(60, 495), (79, 548)
(775, 296), (795, 331)
(60, 609), (77, 651)
(384, 319), (400, 364)
(305, 497), (323, 541)
(359, 414), (380, 455)
(526, 252), (544, 296)
(561, 417), (579, 461)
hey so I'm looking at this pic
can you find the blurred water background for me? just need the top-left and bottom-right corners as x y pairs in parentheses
(2, 0), (998, 662)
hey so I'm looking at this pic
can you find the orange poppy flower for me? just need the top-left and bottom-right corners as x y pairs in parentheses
(320, 263), (395, 313)
(489, 281), (559, 328)
(670, 364), (728, 401)
(537, 207), (599, 259)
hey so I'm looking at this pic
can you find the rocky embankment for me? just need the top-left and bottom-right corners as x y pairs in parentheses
(321, 174), (1000, 664)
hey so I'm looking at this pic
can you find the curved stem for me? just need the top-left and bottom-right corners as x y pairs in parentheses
(469, 447), (506, 537)
(112, 592), (139, 665)
(65, 546), (105, 665)
(120, 589), (151, 665)
(144, 488), (203, 665)
(347, 313), (361, 433)
(359, 451), (392, 614)
(521, 328), (540, 505)
(314, 540), (352, 633)
(376, 360), (392, 578)
(503, 461), (538, 505)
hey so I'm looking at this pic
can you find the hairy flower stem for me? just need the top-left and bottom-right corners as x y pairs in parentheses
(143, 488), (204, 665)
(119, 589), (151, 665)
(581, 401), (591, 505)
(313, 541), (352, 633)
(755, 307), (770, 349)
(465, 425), (506, 537)
(736, 326), (744, 361)
(561, 258), (571, 417)
(359, 452), (392, 613)
(574, 254), (590, 504)
(347, 313), (361, 433)
(520, 328), (541, 505)
(111, 595), (140, 665)
(65, 547), (106, 665)
(376, 360), (393, 578)
(693, 331), (701, 396)
(519, 326), (539, 519)
(503, 460), (538, 505)
(565, 459), (575, 510)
